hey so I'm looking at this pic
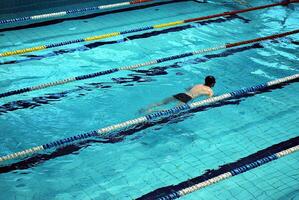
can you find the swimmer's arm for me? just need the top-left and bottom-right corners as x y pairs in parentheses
(207, 90), (214, 98)
(185, 86), (193, 91)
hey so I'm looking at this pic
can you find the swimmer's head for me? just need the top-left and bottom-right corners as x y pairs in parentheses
(204, 76), (216, 87)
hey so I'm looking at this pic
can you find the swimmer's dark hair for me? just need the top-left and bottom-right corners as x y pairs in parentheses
(204, 76), (216, 87)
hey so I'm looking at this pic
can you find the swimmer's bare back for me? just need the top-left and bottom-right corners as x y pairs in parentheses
(186, 84), (214, 99)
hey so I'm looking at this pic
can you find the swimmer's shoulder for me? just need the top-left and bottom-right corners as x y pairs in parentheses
(204, 86), (214, 97)
(192, 84), (204, 89)
(198, 84), (214, 96)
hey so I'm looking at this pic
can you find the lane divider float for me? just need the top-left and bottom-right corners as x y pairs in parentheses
(0, 73), (298, 164)
(0, 1), (295, 57)
(0, 0), (152, 25)
(0, 29), (298, 99)
(137, 136), (299, 200)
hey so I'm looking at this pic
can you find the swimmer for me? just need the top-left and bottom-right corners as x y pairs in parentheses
(144, 75), (216, 113)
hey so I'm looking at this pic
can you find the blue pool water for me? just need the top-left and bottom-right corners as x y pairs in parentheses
(0, 0), (298, 199)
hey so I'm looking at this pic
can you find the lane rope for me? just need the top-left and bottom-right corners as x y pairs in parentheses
(0, 0), (152, 25)
(0, 29), (298, 99)
(0, 1), (295, 57)
(0, 73), (298, 164)
(137, 136), (299, 200)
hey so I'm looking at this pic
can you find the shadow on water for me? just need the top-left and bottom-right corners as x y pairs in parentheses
(0, 14), (250, 66)
(0, 77), (298, 174)
(0, 43), (262, 115)
(0, 0), (197, 33)
(137, 133), (299, 200)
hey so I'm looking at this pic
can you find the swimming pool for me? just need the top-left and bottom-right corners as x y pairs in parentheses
(0, 0), (298, 199)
